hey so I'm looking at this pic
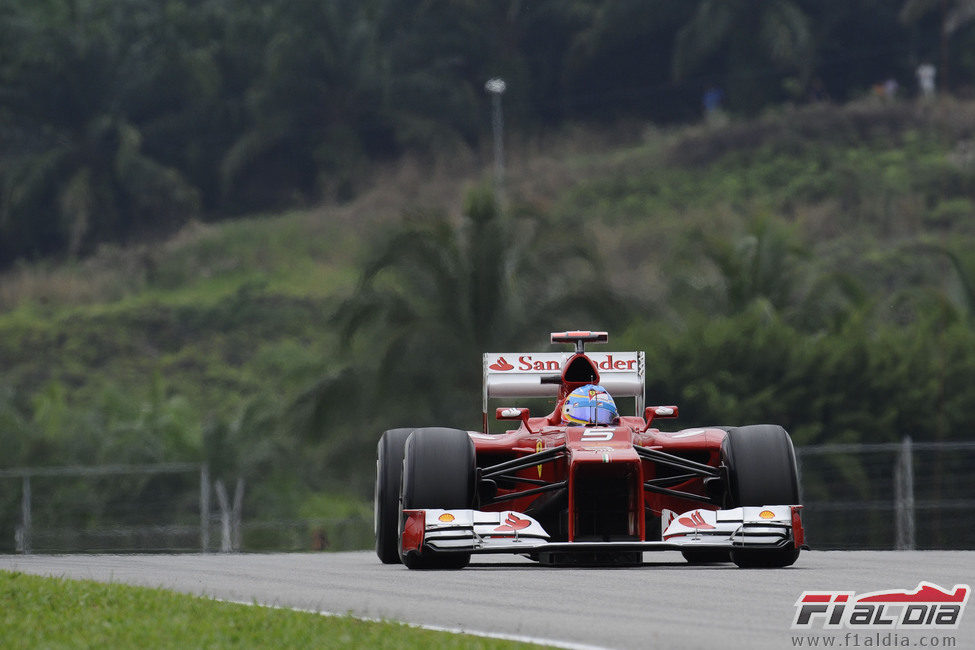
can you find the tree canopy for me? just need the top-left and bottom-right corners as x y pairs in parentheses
(0, 0), (964, 266)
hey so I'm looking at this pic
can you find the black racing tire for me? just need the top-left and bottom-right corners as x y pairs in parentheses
(721, 424), (801, 569)
(374, 428), (415, 564)
(400, 427), (475, 569)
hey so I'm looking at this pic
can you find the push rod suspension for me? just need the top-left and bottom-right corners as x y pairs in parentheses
(492, 474), (548, 486)
(642, 482), (716, 505)
(644, 472), (699, 486)
(480, 446), (566, 479)
(485, 481), (568, 506)
(633, 446), (720, 477)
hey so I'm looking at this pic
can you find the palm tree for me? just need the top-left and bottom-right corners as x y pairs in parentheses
(282, 187), (621, 489)
(0, 0), (200, 263)
(673, 0), (814, 113)
(220, 0), (488, 207)
(331, 187), (621, 428)
(218, 0), (380, 207)
(907, 241), (975, 321)
(700, 215), (808, 317)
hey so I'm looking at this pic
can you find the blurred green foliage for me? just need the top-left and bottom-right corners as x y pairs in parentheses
(2, 99), (975, 548)
(0, 0), (969, 265)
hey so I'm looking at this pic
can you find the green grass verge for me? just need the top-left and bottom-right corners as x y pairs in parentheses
(0, 571), (553, 649)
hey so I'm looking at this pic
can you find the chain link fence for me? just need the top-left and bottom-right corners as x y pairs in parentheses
(796, 439), (975, 550)
(0, 463), (374, 554)
(2, 439), (973, 553)
(0, 463), (209, 554)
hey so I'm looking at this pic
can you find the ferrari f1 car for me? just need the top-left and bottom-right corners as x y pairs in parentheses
(375, 331), (804, 569)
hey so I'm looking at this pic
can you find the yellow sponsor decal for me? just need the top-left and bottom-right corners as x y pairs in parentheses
(438, 513), (455, 523)
(759, 510), (776, 520)
(536, 440), (544, 477)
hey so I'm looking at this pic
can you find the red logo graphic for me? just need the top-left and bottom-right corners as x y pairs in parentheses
(494, 513), (531, 532)
(489, 357), (514, 371)
(677, 511), (715, 530)
(858, 584), (969, 603)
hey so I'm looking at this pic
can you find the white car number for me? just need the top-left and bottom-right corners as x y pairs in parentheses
(580, 428), (615, 442)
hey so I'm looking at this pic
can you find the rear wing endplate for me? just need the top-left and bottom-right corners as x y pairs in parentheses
(482, 351), (645, 432)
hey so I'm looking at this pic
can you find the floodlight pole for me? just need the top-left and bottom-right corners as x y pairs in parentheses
(485, 78), (506, 203)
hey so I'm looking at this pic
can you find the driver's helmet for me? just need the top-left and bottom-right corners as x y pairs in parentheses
(561, 384), (619, 426)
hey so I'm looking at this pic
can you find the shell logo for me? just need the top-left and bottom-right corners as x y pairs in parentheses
(438, 513), (455, 523)
(759, 510), (776, 519)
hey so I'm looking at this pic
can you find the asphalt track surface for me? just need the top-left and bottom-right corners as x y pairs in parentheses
(2, 551), (973, 649)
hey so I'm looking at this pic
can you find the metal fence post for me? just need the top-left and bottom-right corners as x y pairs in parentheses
(894, 436), (916, 550)
(21, 474), (32, 555)
(215, 479), (231, 553)
(232, 478), (244, 552)
(200, 463), (210, 553)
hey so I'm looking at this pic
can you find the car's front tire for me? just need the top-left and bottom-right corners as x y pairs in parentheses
(721, 424), (801, 568)
(375, 428), (415, 564)
(400, 427), (475, 569)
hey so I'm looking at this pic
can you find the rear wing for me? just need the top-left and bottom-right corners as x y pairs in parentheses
(482, 351), (645, 432)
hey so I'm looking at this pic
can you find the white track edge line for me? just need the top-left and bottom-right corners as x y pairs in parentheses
(215, 597), (610, 650)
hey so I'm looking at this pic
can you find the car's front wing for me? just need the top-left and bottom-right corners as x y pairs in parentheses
(400, 505), (804, 557)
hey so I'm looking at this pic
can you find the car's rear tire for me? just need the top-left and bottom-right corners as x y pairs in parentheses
(375, 428), (414, 564)
(400, 427), (475, 569)
(721, 424), (801, 568)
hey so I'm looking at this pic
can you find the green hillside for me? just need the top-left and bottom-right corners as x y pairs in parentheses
(2, 100), (974, 546)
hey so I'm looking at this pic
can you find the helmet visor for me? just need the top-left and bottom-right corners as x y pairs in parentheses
(562, 387), (619, 425)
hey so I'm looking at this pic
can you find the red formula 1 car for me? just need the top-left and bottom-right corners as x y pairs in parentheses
(375, 331), (804, 569)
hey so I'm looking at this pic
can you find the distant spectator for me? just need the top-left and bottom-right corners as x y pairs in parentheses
(702, 85), (725, 125)
(916, 63), (936, 99)
(884, 77), (899, 100)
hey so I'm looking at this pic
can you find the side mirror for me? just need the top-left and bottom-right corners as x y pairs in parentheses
(496, 407), (530, 424)
(644, 405), (679, 429)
